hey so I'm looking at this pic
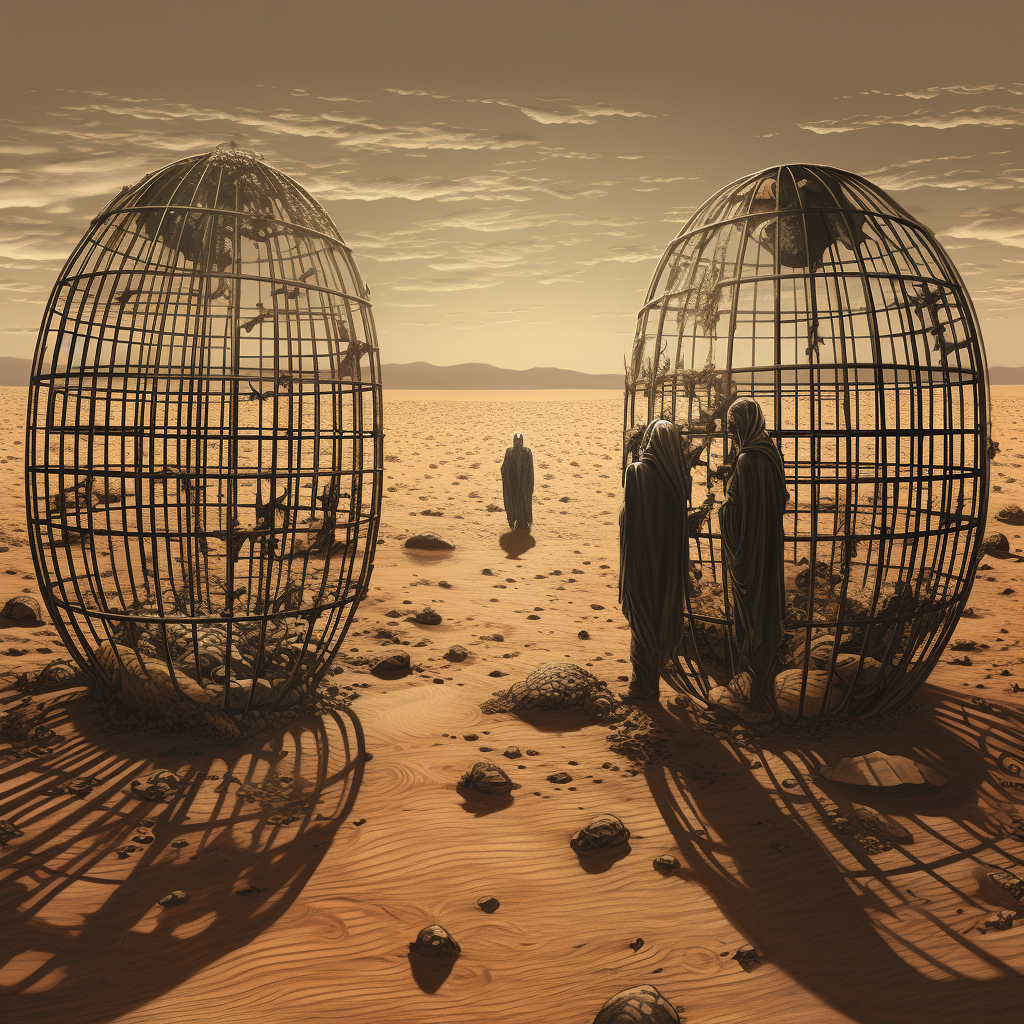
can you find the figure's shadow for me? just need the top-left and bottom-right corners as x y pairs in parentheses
(644, 686), (1024, 1023)
(499, 530), (535, 559)
(0, 691), (365, 1024)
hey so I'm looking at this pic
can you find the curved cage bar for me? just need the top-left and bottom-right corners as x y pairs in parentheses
(625, 164), (989, 719)
(25, 145), (382, 722)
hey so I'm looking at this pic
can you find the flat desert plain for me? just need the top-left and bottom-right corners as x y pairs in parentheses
(0, 386), (1022, 1024)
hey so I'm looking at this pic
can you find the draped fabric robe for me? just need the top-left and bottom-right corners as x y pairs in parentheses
(501, 434), (534, 531)
(717, 399), (788, 708)
(618, 420), (692, 699)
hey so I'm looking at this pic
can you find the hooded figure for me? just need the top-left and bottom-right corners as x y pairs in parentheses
(619, 420), (700, 702)
(501, 433), (534, 532)
(717, 398), (788, 709)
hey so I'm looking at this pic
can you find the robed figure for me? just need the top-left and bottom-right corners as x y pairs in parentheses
(717, 398), (788, 710)
(501, 433), (534, 532)
(619, 420), (700, 702)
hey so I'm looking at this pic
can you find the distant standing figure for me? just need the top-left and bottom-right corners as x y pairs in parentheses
(717, 398), (788, 710)
(619, 420), (701, 703)
(501, 433), (534, 532)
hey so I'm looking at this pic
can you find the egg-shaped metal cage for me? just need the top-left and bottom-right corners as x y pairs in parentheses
(25, 144), (382, 724)
(625, 164), (990, 719)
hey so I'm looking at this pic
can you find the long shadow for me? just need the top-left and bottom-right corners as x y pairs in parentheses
(644, 686), (1024, 1024)
(0, 690), (365, 1024)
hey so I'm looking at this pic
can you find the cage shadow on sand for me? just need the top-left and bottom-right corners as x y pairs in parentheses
(0, 689), (365, 1024)
(640, 687), (1024, 1023)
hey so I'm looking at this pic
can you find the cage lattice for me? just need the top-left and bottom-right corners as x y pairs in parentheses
(625, 164), (990, 718)
(25, 145), (382, 726)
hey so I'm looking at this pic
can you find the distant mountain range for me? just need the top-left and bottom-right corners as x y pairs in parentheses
(381, 361), (622, 389)
(1, 356), (1022, 388)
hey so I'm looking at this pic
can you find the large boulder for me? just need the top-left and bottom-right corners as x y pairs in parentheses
(982, 532), (1010, 557)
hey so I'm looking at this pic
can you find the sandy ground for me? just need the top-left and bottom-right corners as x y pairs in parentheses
(0, 385), (1022, 1024)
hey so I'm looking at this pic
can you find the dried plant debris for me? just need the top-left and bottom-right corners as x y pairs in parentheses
(44, 775), (102, 799)
(481, 662), (620, 717)
(819, 751), (947, 787)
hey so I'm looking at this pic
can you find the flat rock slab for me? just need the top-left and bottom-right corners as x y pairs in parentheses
(404, 533), (455, 551)
(820, 751), (947, 787)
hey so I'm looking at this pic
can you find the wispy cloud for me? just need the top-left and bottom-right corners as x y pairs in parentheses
(800, 105), (1024, 133)
(576, 244), (663, 266)
(945, 203), (1024, 249)
(385, 88), (657, 125)
(863, 155), (1024, 191)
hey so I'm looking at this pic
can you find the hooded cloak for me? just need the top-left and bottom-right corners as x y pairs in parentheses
(618, 420), (693, 699)
(717, 398), (788, 707)
(501, 433), (534, 531)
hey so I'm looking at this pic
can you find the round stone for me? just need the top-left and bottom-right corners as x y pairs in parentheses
(653, 855), (681, 874)
(2, 596), (43, 622)
(592, 985), (680, 1023)
(459, 760), (517, 796)
(409, 924), (460, 959)
(404, 533), (455, 551)
(570, 813), (631, 854)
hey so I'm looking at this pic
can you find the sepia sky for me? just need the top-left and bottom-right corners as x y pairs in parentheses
(1, 0), (1022, 371)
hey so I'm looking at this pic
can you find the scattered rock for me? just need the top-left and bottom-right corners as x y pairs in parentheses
(481, 568), (494, 576)
(115, 844), (138, 858)
(592, 985), (680, 1024)
(0, 820), (25, 847)
(819, 751), (947, 787)
(170, 838), (189, 848)
(979, 910), (1018, 933)
(982, 532), (1011, 557)
(481, 662), (620, 717)
(477, 896), (500, 913)
(409, 924), (460, 959)
(444, 645), (469, 662)
(458, 760), (518, 796)
(578, 630), (590, 640)
(404, 533), (455, 551)
(412, 606), (442, 625)
(371, 652), (412, 679)
(628, 937), (644, 951)
(996, 504), (1024, 526)
(36, 659), (82, 689)
(653, 855), (680, 875)
(851, 804), (913, 842)
(732, 944), (763, 970)
(570, 813), (630, 854)
(548, 771), (573, 784)
(1, 596), (42, 622)
(985, 869), (1024, 905)
(130, 770), (184, 802)
(503, 746), (522, 759)
(157, 890), (189, 908)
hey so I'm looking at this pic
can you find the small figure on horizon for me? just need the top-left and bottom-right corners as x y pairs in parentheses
(501, 433), (534, 532)
(619, 420), (703, 704)
(718, 398), (788, 711)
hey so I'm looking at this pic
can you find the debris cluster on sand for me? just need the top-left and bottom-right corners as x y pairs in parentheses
(481, 662), (620, 717)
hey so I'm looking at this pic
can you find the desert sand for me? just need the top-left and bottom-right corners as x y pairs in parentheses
(0, 385), (1022, 1024)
